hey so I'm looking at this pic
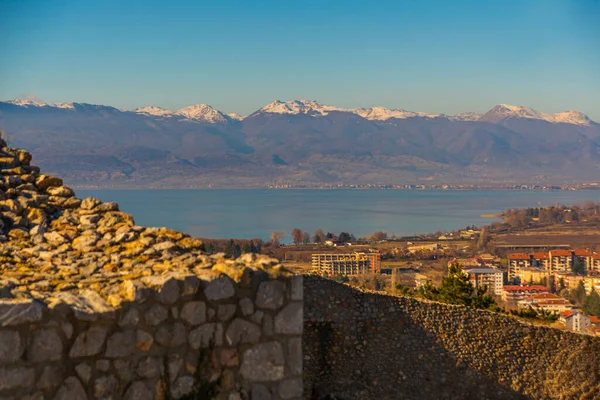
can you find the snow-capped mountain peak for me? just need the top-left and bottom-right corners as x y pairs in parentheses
(227, 113), (244, 121)
(134, 106), (173, 117)
(480, 104), (594, 125)
(257, 99), (346, 116)
(7, 98), (48, 107)
(353, 106), (440, 120)
(175, 104), (229, 123)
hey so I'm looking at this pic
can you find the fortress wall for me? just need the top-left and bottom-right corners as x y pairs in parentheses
(0, 274), (303, 400)
(303, 275), (600, 400)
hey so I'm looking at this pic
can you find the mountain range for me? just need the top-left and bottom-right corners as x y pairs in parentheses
(0, 98), (599, 188)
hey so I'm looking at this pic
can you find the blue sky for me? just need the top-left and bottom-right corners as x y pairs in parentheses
(1, 0), (599, 119)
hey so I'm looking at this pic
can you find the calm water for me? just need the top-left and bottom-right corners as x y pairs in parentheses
(77, 189), (600, 242)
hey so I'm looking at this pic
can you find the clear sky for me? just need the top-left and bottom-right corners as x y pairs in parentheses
(1, 0), (599, 119)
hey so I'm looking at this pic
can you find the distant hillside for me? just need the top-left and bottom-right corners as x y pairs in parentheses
(1, 99), (599, 187)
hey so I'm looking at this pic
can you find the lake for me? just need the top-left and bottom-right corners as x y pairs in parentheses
(77, 189), (600, 242)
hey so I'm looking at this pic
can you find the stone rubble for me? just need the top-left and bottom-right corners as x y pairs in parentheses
(0, 139), (304, 400)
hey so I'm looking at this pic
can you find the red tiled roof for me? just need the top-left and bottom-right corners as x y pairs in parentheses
(508, 253), (531, 260)
(574, 249), (591, 256)
(590, 316), (600, 324)
(503, 285), (550, 292)
(561, 310), (575, 318)
(550, 250), (573, 257)
(532, 252), (549, 259)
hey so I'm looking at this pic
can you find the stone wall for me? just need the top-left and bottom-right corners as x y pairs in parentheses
(303, 275), (600, 400)
(0, 273), (303, 400)
(0, 139), (303, 400)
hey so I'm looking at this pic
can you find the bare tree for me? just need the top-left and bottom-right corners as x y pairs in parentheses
(302, 231), (311, 244)
(271, 231), (284, 245)
(291, 228), (303, 245)
(312, 229), (326, 244)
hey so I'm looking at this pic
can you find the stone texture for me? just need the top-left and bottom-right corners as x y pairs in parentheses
(252, 385), (272, 400)
(0, 366), (35, 391)
(239, 298), (254, 316)
(189, 323), (223, 349)
(136, 330), (154, 352)
(287, 337), (302, 375)
(53, 377), (88, 400)
(156, 322), (187, 347)
(37, 365), (63, 392)
(144, 304), (168, 326)
(256, 281), (286, 310)
(137, 356), (162, 378)
(105, 330), (136, 358)
(278, 378), (303, 399)
(0, 299), (43, 326)
(274, 302), (303, 335)
(93, 375), (119, 399)
(217, 304), (236, 321)
(124, 381), (154, 400)
(204, 276), (235, 301)
(0, 330), (23, 363)
(240, 342), (285, 382)
(290, 275), (303, 301)
(180, 301), (206, 326)
(225, 318), (261, 345)
(28, 328), (63, 362)
(171, 376), (195, 399)
(69, 326), (108, 358)
(75, 363), (92, 384)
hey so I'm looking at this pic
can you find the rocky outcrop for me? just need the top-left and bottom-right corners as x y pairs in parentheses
(0, 139), (303, 400)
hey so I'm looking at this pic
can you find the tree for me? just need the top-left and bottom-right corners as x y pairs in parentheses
(477, 228), (490, 250)
(291, 228), (303, 245)
(570, 280), (587, 306)
(270, 231), (284, 245)
(584, 288), (600, 317)
(572, 258), (585, 275)
(370, 231), (388, 241)
(312, 229), (326, 244)
(338, 232), (352, 243)
(224, 239), (241, 258)
(302, 231), (311, 244)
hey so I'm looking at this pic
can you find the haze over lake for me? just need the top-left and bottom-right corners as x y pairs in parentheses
(76, 189), (600, 242)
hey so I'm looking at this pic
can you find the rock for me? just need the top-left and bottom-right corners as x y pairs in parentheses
(290, 275), (303, 301)
(156, 322), (187, 347)
(142, 275), (180, 304)
(239, 342), (285, 382)
(105, 330), (136, 358)
(153, 240), (176, 252)
(75, 363), (92, 384)
(278, 379), (303, 399)
(171, 376), (195, 399)
(220, 348), (239, 367)
(0, 298), (44, 326)
(37, 365), (64, 391)
(274, 302), (303, 335)
(189, 323), (223, 349)
(252, 385), (272, 400)
(180, 301), (206, 326)
(217, 304), (237, 321)
(119, 308), (140, 327)
(255, 281), (286, 310)
(136, 330), (154, 352)
(93, 375), (119, 399)
(145, 304), (168, 326)
(239, 298), (254, 316)
(28, 328), (63, 362)
(69, 326), (108, 358)
(124, 381), (154, 400)
(0, 330), (23, 363)
(204, 276), (235, 301)
(46, 186), (74, 198)
(225, 318), (261, 345)
(80, 197), (101, 210)
(43, 231), (68, 246)
(35, 175), (63, 192)
(137, 356), (163, 378)
(287, 337), (302, 375)
(0, 366), (35, 391)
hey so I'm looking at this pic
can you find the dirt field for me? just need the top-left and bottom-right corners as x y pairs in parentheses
(493, 224), (600, 249)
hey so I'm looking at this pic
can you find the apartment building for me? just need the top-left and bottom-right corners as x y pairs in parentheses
(507, 253), (532, 280)
(560, 310), (592, 333)
(549, 249), (574, 273)
(502, 285), (550, 303)
(463, 267), (503, 296)
(518, 293), (573, 313)
(311, 251), (381, 275)
(516, 267), (551, 285)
